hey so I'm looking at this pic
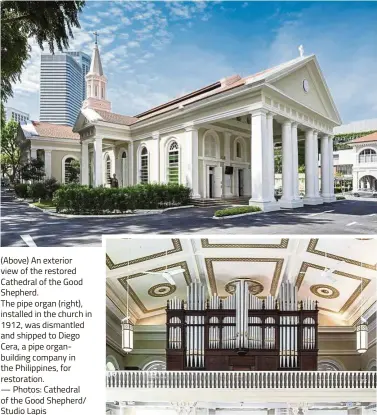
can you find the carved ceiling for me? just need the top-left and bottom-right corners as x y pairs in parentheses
(106, 237), (377, 327)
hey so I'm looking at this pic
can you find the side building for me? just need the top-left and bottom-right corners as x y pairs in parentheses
(5, 106), (29, 123)
(39, 51), (91, 126)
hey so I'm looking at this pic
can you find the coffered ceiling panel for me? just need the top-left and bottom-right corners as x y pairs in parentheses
(106, 238), (182, 269)
(105, 237), (377, 326)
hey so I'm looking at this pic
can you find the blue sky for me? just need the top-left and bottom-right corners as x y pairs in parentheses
(8, 1), (377, 123)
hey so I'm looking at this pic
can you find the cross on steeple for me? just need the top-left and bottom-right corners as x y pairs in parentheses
(93, 31), (99, 45)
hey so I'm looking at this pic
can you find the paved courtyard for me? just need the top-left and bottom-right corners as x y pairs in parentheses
(1, 191), (377, 247)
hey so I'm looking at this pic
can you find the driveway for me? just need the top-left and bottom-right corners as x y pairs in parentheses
(1, 191), (376, 247)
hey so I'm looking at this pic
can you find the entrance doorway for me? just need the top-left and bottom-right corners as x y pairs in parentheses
(238, 169), (244, 196)
(209, 167), (214, 198)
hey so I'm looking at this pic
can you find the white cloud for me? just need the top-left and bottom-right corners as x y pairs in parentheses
(127, 41), (140, 48)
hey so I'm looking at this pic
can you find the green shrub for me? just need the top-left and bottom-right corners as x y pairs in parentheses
(214, 206), (261, 217)
(53, 183), (192, 214)
(14, 183), (28, 198)
(43, 177), (61, 200)
(336, 195), (346, 200)
(28, 182), (47, 201)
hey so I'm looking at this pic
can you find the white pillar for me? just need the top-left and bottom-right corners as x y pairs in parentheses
(313, 131), (321, 200)
(249, 109), (279, 211)
(44, 150), (52, 179)
(303, 129), (323, 205)
(129, 141), (134, 186)
(151, 131), (160, 183)
(280, 121), (303, 208)
(327, 135), (336, 201)
(291, 122), (303, 206)
(93, 136), (103, 187)
(320, 135), (331, 201)
(186, 125), (200, 198)
(266, 112), (276, 202)
(81, 141), (89, 185)
(223, 131), (232, 197)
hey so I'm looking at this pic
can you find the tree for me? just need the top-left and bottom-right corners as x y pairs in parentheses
(0, 120), (27, 183)
(20, 158), (45, 183)
(66, 159), (80, 183)
(1, 1), (85, 101)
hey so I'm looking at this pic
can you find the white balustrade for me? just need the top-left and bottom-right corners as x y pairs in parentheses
(106, 371), (376, 389)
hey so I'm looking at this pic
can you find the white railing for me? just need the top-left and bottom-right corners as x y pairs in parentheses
(106, 371), (376, 389)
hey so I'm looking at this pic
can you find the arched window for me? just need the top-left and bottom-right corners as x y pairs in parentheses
(63, 157), (80, 184)
(359, 148), (377, 163)
(105, 153), (111, 185)
(167, 141), (179, 184)
(318, 359), (344, 371)
(106, 355), (120, 371)
(204, 132), (218, 158)
(140, 147), (148, 184)
(142, 360), (166, 371)
(121, 151), (127, 187)
(95, 85), (98, 97)
(101, 87), (104, 99)
(236, 142), (241, 158)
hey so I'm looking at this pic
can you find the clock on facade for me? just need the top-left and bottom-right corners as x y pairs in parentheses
(303, 79), (310, 92)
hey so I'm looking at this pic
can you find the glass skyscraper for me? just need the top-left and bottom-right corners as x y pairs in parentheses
(39, 51), (91, 126)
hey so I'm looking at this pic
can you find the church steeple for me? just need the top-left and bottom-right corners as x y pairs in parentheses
(82, 33), (111, 112)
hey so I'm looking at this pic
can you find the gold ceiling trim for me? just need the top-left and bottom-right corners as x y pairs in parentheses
(205, 258), (284, 296)
(118, 261), (192, 314)
(201, 238), (289, 249)
(307, 239), (376, 271)
(106, 238), (182, 270)
(310, 284), (340, 299)
(296, 261), (371, 314)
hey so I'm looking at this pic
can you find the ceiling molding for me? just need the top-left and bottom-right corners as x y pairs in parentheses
(296, 262), (371, 314)
(106, 238), (182, 270)
(201, 238), (289, 249)
(307, 239), (377, 270)
(205, 257), (284, 296)
(118, 261), (192, 314)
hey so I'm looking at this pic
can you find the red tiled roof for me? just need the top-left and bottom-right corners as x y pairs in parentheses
(95, 109), (137, 126)
(32, 121), (79, 140)
(349, 131), (377, 144)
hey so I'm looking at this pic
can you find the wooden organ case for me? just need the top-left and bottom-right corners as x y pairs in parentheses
(166, 281), (318, 371)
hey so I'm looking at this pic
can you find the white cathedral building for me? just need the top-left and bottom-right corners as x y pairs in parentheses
(73, 42), (341, 211)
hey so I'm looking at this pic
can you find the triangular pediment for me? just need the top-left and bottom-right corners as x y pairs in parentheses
(267, 56), (341, 125)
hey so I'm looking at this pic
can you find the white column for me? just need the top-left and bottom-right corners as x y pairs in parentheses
(313, 131), (321, 200)
(280, 121), (302, 208)
(186, 126), (200, 198)
(223, 131), (232, 197)
(320, 135), (331, 201)
(249, 110), (279, 211)
(129, 141), (134, 186)
(44, 150), (52, 179)
(31, 148), (37, 159)
(93, 136), (103, 187)
(303, 129), (323, 205)
(266, 112), (276, 202)
(81, 141), (89, 185)
(151, 131), (160, 183)
(327, 135), (336, 201)
(291, 122), (303, 206)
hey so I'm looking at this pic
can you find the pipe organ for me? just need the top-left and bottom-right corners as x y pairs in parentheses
(166, 281), (318, 371)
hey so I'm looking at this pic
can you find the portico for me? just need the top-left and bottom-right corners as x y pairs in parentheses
(74, 43), (341, 210)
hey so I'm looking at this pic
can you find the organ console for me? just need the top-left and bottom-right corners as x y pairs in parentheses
(166, 280), (318, 371)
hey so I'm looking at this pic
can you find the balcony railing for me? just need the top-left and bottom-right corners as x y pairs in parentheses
(106, 371), (376, 390)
